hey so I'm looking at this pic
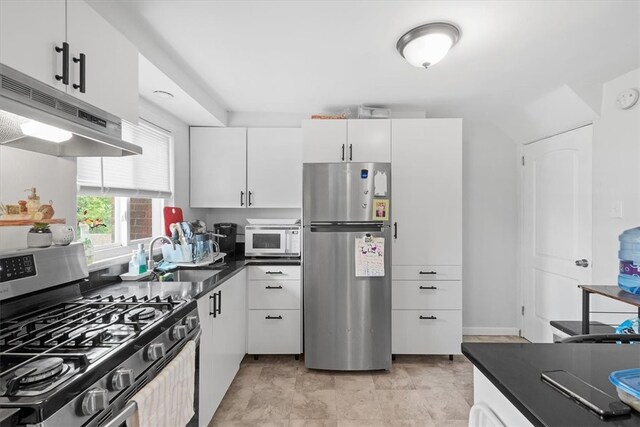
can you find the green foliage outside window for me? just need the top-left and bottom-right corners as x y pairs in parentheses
(77, 196), (114, 235)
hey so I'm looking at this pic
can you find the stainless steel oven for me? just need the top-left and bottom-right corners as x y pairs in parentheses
(245, 224), (301, 257)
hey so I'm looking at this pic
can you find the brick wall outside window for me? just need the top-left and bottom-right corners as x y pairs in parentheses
(129, 198), (152, 240)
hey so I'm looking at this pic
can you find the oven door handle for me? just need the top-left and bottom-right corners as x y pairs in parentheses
(103, 401), (137, 427)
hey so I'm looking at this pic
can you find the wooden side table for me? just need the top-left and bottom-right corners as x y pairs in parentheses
(579, 285), (640, 334)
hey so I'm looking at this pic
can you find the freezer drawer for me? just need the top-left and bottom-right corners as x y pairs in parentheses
(392, 280), (462, 310)
(392, 265), (462, 281)
(248, 279), (301, 310)
(248, 310), (301, 354)
(248, 265), (301, 280)
(392, 309), (462, 355)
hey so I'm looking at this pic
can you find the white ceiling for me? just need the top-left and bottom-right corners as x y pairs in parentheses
(103, 1), (639, 138)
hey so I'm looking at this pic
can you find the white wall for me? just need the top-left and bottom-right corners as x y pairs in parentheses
(592, 68), (640, 284)
(462, 120), (519, 335)
(0, 147), (77, 250)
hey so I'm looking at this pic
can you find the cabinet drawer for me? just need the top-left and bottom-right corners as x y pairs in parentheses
(248, 265), (300, 280)
(392, 310), (462, 355)
(392, 265), (461, 281)
(248, 310), (301, 354)
(392, 281), (461, 310)
(248, 280), (301, 310)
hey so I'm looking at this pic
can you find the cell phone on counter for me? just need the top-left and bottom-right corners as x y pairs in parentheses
(541, 370), (631, 417)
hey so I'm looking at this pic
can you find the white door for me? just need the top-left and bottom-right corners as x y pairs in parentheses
(348, 120), (391, 162)
(0, 0), (66, 91)
(247, 128), (302, 208)
(522, 125), (592, 343)
(190, 127), (247, 208)
(66, 0), (138, 122)
(302, 119), (347, 163)
(391, 119), (463, 266)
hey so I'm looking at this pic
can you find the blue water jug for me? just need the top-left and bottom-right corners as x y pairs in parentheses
(618, 227), (640, 294)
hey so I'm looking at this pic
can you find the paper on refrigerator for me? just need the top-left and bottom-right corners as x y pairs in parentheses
(355, 236), (385, 277)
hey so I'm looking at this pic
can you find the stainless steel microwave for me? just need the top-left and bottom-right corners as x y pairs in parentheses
(245, 224), (301, 257)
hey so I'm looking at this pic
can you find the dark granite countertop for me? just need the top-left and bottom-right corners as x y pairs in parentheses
(462, 343), (640, 427)
(82, 258), (301, 301)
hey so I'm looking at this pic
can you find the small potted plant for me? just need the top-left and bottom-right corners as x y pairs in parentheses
(27, 222), (52, 248)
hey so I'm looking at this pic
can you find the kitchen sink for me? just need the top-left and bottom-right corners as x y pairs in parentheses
(159, 268), (224, 283)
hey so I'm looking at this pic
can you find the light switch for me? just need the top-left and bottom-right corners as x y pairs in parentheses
(610, 200), (623, 218)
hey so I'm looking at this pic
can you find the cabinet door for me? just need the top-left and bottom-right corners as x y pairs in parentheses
(302, 119), (347, 163)
(0, 0), (66, 91)
(391, 119), (462, 265)
(66, 0), (138, 122)
(348, 120), (391, 162)
(190, 128), (247, 208)
(197, 290), (218, 427)
(222, 269), (247, 366)
(247, 128), (302, 208)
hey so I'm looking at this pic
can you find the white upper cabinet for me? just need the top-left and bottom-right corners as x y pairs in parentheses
(391, 119), (462, 266)
(66, 0), (138, 123)
(302, 119), (347, 162)
(348, 119), (391, 162)
(190, 127), (247, 208)
(0, 0), (138, 122)
(302, 119), (391, 163)
(0, 0), (67, 90)
(247, 128), (302, 208)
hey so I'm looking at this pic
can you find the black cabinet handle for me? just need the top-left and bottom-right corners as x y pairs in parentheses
(209, 293), (217, 317)
(419, 271), (437, 275)
(265, 315), (283, 320)
(265, 271), (283, 275)
(349, 144), (353, 161)
(72, 53), (86, 93)
(393, 222), (398, 239)
(248, 191), (253, 206)
(419, 315), (437, 320)
(216, 290), (222, 315)
(55, 42), (69, 85)
(265, 285), (283, 289)
(240, 191), (245, 206)
(419, 286), (438, 290)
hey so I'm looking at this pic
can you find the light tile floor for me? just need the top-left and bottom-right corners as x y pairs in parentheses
(209, 335), (528, 427)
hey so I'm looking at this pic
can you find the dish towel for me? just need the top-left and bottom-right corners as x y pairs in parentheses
(127, 340), (196, 427)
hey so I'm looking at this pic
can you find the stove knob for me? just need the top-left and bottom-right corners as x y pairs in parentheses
(111, 368), (134, 391)
(185, 315), (198, 331)
(172, 325), (188, 341)
(146, 343), (165, 361)
(81, 388), (108, 416)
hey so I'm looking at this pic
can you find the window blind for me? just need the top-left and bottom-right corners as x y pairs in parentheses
(77, 120), (172, 198)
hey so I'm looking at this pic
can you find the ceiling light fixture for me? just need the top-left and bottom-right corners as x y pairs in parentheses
(20, 120), (72, 143)
(153, 90), (174, 99)
(396, 22), (460, 69)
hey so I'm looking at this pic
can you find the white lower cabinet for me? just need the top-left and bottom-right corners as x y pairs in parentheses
(392, 309), (462, 355)
(247, 265), (302, 355)
(197, 270), (246, 427)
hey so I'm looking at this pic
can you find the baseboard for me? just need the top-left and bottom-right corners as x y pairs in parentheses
(463, 327), (520, 336)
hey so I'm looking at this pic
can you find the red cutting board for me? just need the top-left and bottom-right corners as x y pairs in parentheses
(163, 206), (184, 236)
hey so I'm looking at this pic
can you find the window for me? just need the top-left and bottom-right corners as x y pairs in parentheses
(77, 120), (172, 258)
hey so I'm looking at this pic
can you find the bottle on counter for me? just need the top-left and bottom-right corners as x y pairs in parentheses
(129, 251), (139, 275)
(78, 223), (94, 265)
(137, 243), (147, 274)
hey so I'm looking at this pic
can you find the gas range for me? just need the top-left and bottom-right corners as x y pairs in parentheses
(0, 244), (200, 427)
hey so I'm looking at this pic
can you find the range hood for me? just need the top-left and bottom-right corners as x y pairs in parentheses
(0, 64), (141, 157)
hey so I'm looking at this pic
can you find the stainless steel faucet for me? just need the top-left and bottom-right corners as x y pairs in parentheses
(148, 236), (176, 271)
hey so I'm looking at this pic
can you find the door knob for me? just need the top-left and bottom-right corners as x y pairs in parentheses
(575, 259), (589, 268)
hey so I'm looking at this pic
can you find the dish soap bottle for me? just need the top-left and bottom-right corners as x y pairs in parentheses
(79, 223), (94, 265)
(129, 250), (139, 275)
(24, 188), (40, 217)
(137, 243), (148, 273)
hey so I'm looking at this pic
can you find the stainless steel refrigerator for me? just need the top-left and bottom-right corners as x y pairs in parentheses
(303, 162), (391, 371)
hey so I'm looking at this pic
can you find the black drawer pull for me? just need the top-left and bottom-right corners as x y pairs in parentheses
(419, 271), (437, 275)
(265, 315), (283, 320)
(265, 271), (283, 275)
(54, 42), (69, 85)
(265, 285), (283, 289)
(419, 315), (437, 320)
(419, 286), (438, 290)
(209, 294), (216, 317)
(72, 53), (86, 93)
